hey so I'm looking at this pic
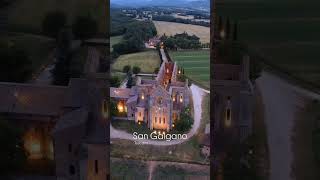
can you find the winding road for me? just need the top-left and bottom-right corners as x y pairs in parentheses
(256, 71), (320, 180)
(110, 84), (208, 146)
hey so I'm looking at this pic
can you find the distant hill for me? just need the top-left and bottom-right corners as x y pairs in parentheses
(111, 0), (210, 11)
(8, 0), (107, 36)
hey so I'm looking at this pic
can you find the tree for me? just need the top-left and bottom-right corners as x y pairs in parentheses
(42, 11), (67, 39)
(0, 118), (27, 175)
(164, 37), (175, 50)
(175, 107), (193, 133)
(52, 28), (73, 86)
(0, 42), (32, 82)
(126, 72), (134, 88)
(110, 76), (121, 87)
(132, 66), (141, 74)
(226, 17), (231, 40)
(233, 22), (238, 41)
(218, 16), (223, 32)
(72, 15), (98, 40)
(123, 65), (131, 73)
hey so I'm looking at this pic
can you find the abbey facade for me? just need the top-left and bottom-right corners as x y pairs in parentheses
(110, 50), (190, 132)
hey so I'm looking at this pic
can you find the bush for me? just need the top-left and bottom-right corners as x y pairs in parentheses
(123, 65), (131, 73)
(42, 11), (67, 38)
(175, 107), (193, 133)
(72, 15), (98, 40)
(132, 66), (141, 74)
(110, 76), (121, 87)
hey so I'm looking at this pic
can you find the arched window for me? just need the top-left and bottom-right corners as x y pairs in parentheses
(179, 94), (183, 103)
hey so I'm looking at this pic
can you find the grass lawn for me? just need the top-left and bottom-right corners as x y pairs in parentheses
(111, 94), (210, 164)
(111, 120), (153, 135)
(8, 0), (107, 35)
(111, 71), (127, 83)
(153, 165), (209, 179)
(112, 50), (161, 73)
(291, 101), (320, 180)
(170, 50), (210, 89)
(111, 158), (148, 180)
(217, 1), (320, 88)
(110, 35), (122, 52)
(1, 33), (55, 78)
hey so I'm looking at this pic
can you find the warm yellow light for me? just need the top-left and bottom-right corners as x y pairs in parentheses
(178, 70), (181, 74)
(117, 103), (124, 112)
(172, 124), (175, 128)
(173, 97), (176, 102)
(220, 30), (226, 39)
(138, 121), (141, 125)
(29, 141), (41, 154)
(166, 69), (169, 73)
(141, 94), (145, 100)
(180, 96), (183, 103)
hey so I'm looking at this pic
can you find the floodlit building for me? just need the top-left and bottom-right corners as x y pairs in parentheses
(0, 48), (109, 180)
(110, 56), (190, 132)
(213, 55), (254, 150)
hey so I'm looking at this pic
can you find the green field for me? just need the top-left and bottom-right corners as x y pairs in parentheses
(110, 35), (122, 52)
(111, 159), (148, 180)
(217, 1), (320, 88)
(112, 50), (161, 73)
(1, 33), (55, 77)
(8, 0), (107, 35)
(170, 50), (210, 89)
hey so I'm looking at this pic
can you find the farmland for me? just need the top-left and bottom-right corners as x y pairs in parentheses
(217, 1), (320, 88)
(1, 33), (55, 77)
(112, 50), (161, 73)
(170, 50), (210, 89)
(153, 21), (210, 43)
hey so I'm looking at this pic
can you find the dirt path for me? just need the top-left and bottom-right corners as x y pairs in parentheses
(110, 84), (208, 146)
(256, 71), (320, 180)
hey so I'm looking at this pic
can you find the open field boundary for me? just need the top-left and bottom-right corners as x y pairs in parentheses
(248, 46), (320, 95)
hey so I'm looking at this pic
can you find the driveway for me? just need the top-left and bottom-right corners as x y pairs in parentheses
(160, 49), (168, 62)
(110, 84), (208, 146)
(256, 71), (320, 180)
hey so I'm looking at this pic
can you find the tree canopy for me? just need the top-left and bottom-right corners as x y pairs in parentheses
(164, 32), (201, 50)
(0, 118), (26, 175)
(42, 11), (67, 39)
(72, 15), (98, 40)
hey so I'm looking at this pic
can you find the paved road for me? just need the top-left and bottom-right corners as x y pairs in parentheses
(160, 49), (168, 62)
(110, 84), (208, 146)
(256, 71), (320, 180)
(34, 64), (54, 85)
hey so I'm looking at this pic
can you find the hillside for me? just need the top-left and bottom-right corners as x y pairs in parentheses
(8, 0), (107, 35)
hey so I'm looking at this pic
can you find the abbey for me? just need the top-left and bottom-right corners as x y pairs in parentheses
(110, 50), (190, 132)
(0, 48), (109, 180)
